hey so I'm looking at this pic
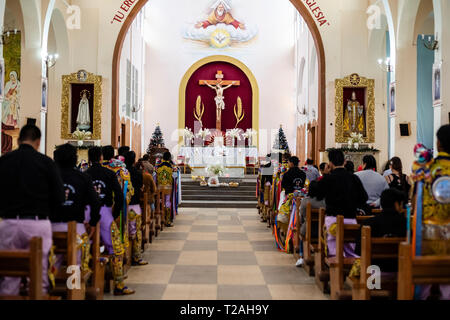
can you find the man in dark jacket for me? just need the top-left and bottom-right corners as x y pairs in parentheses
(281, 156), (306, 194)
(317, 149), (368, 257)
(0, 125), (65, 296)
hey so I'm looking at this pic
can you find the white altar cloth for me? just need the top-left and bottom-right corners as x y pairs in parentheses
(179, 147), (258, 178)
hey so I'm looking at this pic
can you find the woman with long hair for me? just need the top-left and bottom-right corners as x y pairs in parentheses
(385, 157), (412, 200)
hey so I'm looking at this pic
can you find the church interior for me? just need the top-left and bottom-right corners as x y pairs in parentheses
(0, 0), (449, 303)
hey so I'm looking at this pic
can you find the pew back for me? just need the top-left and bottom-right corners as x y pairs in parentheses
(0, 237), (43, 300)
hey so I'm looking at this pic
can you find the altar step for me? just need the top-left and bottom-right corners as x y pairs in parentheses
(179, 175), (258, 208)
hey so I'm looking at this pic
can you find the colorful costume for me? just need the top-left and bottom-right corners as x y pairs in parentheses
(156, 160), (175, 226)
(412, 145), (450, 299)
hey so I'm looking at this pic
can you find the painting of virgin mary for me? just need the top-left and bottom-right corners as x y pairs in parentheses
(2, 71), (21, 128)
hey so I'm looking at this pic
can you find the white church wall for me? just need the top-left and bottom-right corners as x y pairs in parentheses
(142, 0), (297, 156)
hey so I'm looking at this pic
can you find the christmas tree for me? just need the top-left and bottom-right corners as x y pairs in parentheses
(273, 125), (290, 154)
(147, 124), (165, 153)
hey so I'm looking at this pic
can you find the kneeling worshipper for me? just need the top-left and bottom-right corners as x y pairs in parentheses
(0, 124), (65, 297)
(86, 146), (135, 295)
(49, 144), (101, 286)
(412, 124), (450, 300)
(317, 149), (368, 258)
(124, 151), (148, 266)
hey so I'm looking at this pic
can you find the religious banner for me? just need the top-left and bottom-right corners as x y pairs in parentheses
(335, 73), (375, 143)
(183, 0), (258, 49)
(1, 32), (21, 154)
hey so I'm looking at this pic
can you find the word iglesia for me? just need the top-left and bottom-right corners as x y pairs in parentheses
(303, 0), (329, 27)
(111, 0), (138, 24)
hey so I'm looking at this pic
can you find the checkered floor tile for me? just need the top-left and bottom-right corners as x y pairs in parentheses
(104, 208), (328, 300)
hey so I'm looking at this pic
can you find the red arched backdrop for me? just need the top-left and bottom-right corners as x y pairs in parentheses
(185, 61), (253, 133)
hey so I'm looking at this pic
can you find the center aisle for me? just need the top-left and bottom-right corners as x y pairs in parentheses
(105, 208), (328, 300)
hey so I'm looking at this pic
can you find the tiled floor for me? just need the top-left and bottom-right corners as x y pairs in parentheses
(105, 207), (328, 300)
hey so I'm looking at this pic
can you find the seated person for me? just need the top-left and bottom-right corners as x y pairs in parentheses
(317, 149), (368, 257)
(344, 160), (355, 174)
(385, 157), (412, 200)
(355, 188), (407, 271)
(355, 155), (389, 210)
(318, 162), (330, 181)
(299, 181), (326, 238)
(51, 144), (101, 276)
(281, 156), (306, 195)
(302, 159), (320, 183)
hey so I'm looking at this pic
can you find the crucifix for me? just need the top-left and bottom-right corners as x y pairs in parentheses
(199, 70), (240, 131)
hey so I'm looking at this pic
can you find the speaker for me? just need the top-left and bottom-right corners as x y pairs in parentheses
(399, 123), (411, 137)
(26, 118), (36, 125)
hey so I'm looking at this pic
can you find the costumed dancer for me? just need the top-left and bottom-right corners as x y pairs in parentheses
(411, 124), (450, 300)
(156, 152), (175, 227)
(86, 146), (134, 295)
(124, 151), (148, 266)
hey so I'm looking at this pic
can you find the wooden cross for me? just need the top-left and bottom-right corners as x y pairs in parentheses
(199, 70), (240, 131)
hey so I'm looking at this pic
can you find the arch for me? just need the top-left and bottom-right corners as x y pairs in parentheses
(178, 55), (259, 145)
(49, 8), (69, 65)
(19, 0), (41, 49)
(112, 0), (326, 151)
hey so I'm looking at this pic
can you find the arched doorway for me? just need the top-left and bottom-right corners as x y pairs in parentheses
(111, 0), (326, 158)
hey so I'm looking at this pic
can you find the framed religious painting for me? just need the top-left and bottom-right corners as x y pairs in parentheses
(389, 82), (396, 116)
(433, 62), (442, 106)
(335, 73), (375, 143)
(61, 70), (102, 140)
(41, 77), (48, 112)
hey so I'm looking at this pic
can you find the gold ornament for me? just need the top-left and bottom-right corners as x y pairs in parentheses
(193, 95), (205, 127)
(234, 96), (245, 128)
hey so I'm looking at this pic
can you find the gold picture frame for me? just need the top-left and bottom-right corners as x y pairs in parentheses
(335, 73), (375, 143)
(61, 70), (102, 140)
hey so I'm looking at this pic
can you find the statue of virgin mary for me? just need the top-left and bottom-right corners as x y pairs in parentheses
(76, 90), (91, 131)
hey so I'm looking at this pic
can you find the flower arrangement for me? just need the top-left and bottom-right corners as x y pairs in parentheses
(206, 164), (225, 177)
(226, 128), (242, 140)
(243, 128), (257, 146)
(196, 128), (211, 141)
(347, 132), (364, 149)
(72, 130), (92, 146)
(183, 127), (194, 146)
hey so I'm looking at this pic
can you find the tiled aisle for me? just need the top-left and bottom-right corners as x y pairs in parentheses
(105, 208), (328, 300)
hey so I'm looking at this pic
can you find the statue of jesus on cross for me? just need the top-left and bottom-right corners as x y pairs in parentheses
(199, 70), (240, 131)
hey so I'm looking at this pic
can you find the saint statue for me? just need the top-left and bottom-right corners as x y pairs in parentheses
(344, 91), (365, 135)
(2, 71), (21, 128)
(195, 0), (245, 29)
(205, 80), (237, 122)
(76, 90), (91, 131)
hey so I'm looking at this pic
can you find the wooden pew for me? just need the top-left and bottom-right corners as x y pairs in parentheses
(314, 208), (329, 292)
(326, 215), (361, 300)
(348, 226), (404, 300)
(86, 222), (107, 300)
(51, 221), (90, 300)
(0, 237), (43, 300)
(299, 204), (321, 276)
(397, 242), (450, 300)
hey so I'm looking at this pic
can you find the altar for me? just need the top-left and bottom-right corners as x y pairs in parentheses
(179, 146), (258, 178)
